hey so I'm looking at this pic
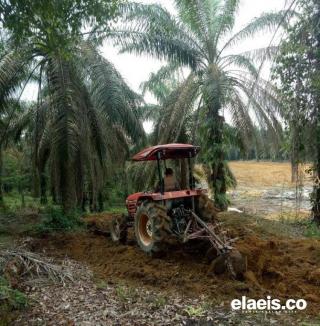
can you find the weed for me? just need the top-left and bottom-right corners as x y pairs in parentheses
(95, 279), (108, 290)
(0, 276), (27, 317)
(115, 284), (138, 303)
(184, 305), (206, 318)
(115, 285), (128, 302)
(152, 295), (167, 309)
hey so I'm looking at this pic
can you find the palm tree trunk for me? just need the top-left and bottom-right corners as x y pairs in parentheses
(210, 114), (227, 210)
(98, 191), (104, 212)
(203, 98), (228, 210)
(32, 114), (40, 198)
(75, 154), (84, 209)
(60, 161), (77, 214)
(40, 171), (47, 204)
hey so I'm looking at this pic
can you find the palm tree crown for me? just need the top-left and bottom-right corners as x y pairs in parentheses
(111, 0), (290, 208)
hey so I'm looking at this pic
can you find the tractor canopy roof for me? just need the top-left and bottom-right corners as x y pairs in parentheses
(132, 143), (200, 161)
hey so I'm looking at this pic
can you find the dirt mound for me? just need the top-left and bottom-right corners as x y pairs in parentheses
(31, 212), (320, 315)
(238, 236), (320, 301)
(84, 213), (119, 235)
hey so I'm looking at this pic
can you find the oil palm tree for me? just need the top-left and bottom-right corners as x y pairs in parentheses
(110, 0), (291, 208)
(0, 39), (144, 213)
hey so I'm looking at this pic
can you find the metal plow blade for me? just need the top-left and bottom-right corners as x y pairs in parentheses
(209, 249), (247, 280)
(189, 211), (247, 279)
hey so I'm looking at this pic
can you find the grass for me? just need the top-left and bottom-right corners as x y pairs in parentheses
(103, 206), (126, 214)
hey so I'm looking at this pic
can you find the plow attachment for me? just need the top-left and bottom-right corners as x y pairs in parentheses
(182, 209), (247, 279)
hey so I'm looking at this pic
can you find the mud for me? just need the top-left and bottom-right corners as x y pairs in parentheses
(31, 212), (320, 315)
(229, 185), (312, 214)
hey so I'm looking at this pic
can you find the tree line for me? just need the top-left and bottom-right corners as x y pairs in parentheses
(0, 0), (319, 222)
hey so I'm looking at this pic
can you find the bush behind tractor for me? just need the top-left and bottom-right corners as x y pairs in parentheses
(110, 143), (247, 279)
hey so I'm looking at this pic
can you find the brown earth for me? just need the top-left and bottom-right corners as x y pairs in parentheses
(229, 161), (312, 187)
(31, 212), (320, 316)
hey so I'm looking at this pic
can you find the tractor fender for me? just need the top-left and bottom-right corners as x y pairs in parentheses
(126, 193), (155, 217)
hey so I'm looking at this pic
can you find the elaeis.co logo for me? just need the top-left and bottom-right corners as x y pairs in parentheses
(231, 296), (307, 313)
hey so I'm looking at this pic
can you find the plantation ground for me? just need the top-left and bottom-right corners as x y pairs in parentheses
(229, 161), (312, 187)
(2, 161), (320, 325)
(229, 161), (312, 214)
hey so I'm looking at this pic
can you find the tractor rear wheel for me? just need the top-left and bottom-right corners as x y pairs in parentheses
(135, 202), (172, 255)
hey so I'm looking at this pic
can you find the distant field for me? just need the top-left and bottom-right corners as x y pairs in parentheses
(229, 161), (311, 187)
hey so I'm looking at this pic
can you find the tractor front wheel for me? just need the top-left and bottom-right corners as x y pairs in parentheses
(135, 202), (172, 255)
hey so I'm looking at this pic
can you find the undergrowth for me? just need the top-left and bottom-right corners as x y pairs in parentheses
(303, 221), (320, 238)
(278, 214), (320, 239)
(35, 206), (84, 235)
(0, 276), (28, 324)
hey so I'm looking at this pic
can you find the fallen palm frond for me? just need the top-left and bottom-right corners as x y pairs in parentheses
(0, 248), (91, 286)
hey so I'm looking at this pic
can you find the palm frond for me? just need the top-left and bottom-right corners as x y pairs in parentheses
(137, 104), (162, 121)
(226, 88), (255, 149)
(213, 0), (240, 41)
(220, 54), (259, 78)
(154, 73), (199, 144)
(79, 41), (145, 143)
(0, 49), (30, 113)
(140, 62), (181, 103)
(110, 29), (203, 70)
(237, 46), (279, 63)
(174, 0), (211, 42)
(219, 10), (293, 55)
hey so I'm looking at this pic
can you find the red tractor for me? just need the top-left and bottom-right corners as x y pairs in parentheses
(110, 143), (246, 278)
